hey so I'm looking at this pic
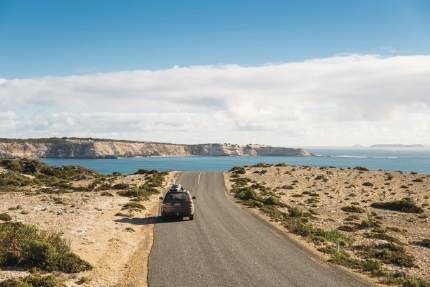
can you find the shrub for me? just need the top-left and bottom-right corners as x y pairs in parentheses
(354, 166), (369, 171)
(235, 187), (259, 201)
(328, 252), (362, 269)
(0, 222), (92, 273)
(289, 207), (303, 218)
(337, 225), (356, 232)
(100, 191), (114, 197)
(252, 163), (273, 168)
(341, 206), (365, 213)
(0, 273), (64, 287)
(118, 185), (159, 199)
(0, 213), (12, 221)
(229, 166), (246, 174)
(412, 239), (430, 248)
(362, 259), (387, 277)
(264, 196), (280, 206)
(275, 163), (287, 167)
(362, 182), (374, 187)
(231, 177), (251, 187)
(122, 202), (145, 211)
(370, 198), (424, 214)
(112, 183), (129, 190)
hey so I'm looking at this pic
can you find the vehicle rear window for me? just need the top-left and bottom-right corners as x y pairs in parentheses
(165, 192), (190, 202)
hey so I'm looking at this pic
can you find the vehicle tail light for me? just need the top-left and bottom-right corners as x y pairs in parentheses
(162, 201), (166, 205)
(189, 200), (193, 206)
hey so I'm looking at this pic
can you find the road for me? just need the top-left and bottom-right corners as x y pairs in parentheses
(148, 172), (372, 287)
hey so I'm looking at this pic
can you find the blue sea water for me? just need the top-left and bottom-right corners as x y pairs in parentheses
(39, 147), (430, 175)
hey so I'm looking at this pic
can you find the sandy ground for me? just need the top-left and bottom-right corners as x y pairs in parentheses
(0, 170), (178, 286)
(225, 165), (430, 282)
(1, 165), (429, 286)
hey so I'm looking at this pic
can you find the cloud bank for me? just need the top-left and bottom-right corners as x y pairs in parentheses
(1, 54), (429, 146)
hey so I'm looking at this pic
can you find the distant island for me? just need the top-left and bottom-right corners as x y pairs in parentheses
(0, 137), (313, 159)
(370, 144), (425, 148)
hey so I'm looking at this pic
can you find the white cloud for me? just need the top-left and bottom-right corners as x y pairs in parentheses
(1, 54), (429, 146)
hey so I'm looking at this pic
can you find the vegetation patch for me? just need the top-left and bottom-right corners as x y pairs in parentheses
(412, 239), (430, 248)
(0, 272), (64, 287)
(370, 198), (424, 214)
(341, 205), (365, 213)
(122, 202), (145, 212)
(0, 213), (12, 222)
(0, 222), (92, 273)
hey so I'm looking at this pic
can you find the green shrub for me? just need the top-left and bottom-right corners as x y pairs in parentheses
(100, 191), (114, 197)
(122, 202), (145, 211)
(0, 222), (92, 273)
(314, 175), (326, 180)
(317, 245), (337, 254)
(252, 163), (273, 168)
(112, 183), (129, 189)
(362, 259), (387, 277)
(264, 196), (280, 206)
(235, 187), (259, 201)
(0, 273), (64, 287)
(337, 225), (356, 232)
(354, 166), (369, 171)
(229, 166), (246, 174)
(341, 206), (365, 213)
(370, 198), (424, 214)
(231, 177), (251, 187)
(118, 185), (159, 199)
(288, 207), (303, 218)
(412, 239), (430, 248)
(0, 213), (12, 221)
(275, 163), (287, 167)
(328, 252), (362, 269)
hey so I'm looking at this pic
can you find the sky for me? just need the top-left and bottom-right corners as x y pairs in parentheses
(1, 0), (430, 147)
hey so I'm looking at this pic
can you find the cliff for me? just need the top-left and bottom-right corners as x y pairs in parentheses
(0, 138), (313, 158)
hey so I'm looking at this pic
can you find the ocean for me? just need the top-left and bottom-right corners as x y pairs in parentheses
(39, 147), (430, 175)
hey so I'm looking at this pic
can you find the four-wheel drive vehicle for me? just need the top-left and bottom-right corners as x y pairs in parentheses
(160, 184), (196, 221)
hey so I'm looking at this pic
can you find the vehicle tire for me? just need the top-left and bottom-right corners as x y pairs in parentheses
(189, 215), (194, 220)
(161, 216), (165, 221)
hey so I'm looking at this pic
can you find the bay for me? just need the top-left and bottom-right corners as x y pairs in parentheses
(39, 147), (430, 175)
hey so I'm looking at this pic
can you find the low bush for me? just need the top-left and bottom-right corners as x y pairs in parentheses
(275, 163), (287, 167)
(118, 185), (159, 199)
(112, 183), (130, 190)
(0, 213), (12, 221)
(370, 198), (424, 214)
(328, 252), (362, 269)
(0, 273), (64, 287)
(412, 239), (430, 248)
(252, 163), (273, 168)
(0, 222), (92, 273)
(229, 166), (246, 174)
(234, 187), (259, 201)
(341, 206), (365, 213)
(231, 177), (252, 187)
(122, 202), (145, 212)
(354, 166), (369, 171)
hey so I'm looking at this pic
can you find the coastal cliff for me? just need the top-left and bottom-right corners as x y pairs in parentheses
(0, 138), (313, 158)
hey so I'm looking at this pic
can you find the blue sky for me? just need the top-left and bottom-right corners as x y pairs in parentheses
(1, 1), (430, 146)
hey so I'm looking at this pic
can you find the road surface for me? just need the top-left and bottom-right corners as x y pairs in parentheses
(148, 172), (372, 287)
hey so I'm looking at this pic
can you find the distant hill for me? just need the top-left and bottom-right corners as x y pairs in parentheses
(0, 138), (313, 159)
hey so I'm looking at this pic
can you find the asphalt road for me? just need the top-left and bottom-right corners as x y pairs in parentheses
(148, 172), (373, 287)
